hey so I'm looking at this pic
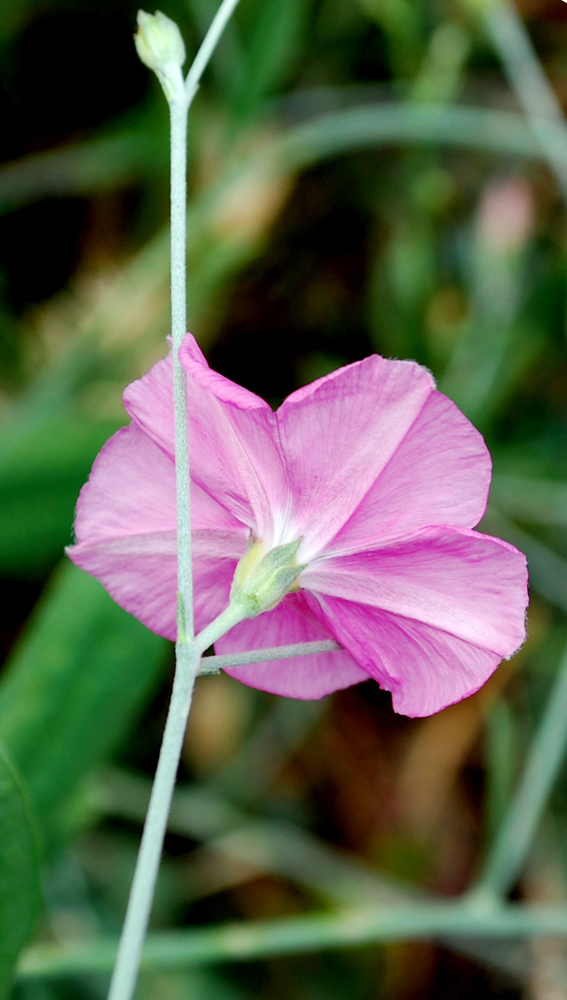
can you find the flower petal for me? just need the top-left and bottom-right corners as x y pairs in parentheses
(180, 336), (289, 539)
(276, 354), (434, 558)
(69, 537), (238, 641)
(68, 532), (178, 639)
(215, 592), (368, 698)
(68, 422), (247, 639)
(72, 424), (176, 543)
(327, 390), (491, 553)
(302, 526), (527, 656)
(304, 593), (508, 716)
(71, 422), (245, 542)
(122, 354), (176, 459)
(125, 336), (288, 538)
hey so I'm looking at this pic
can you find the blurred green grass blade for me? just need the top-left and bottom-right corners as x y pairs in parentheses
(0, 561), (169, 848)
(0, 115), (168, 215)
(90, 768), (246, 841)
(234, 0), (307, 121)
(276, 103), (567, 170)
(357, 0), (422, 77)
(212, 697), (325, 805)
(0, 102), (562, 220)
(17, 902), (567, 980)
(92, 768), (407, 908)
(0, 418), (122, 576)
(483, 509), (567, 615)
(439, 318), (541, 429)
(2, 101), (567, 225)
(92, 770), (529, 977)
(440, 322), (542, 429)
(484, 699), (517, 843)
(410, 22), (471, 104)
(481, 0), (567, 204)
(139, 969), (249, 1000)
(490, 475), (567, 527)
(6, 103), (560, 422)
(471, 640), (567, 902)
(0, 742), (41, 999)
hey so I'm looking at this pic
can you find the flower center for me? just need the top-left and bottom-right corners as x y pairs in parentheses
(229, 535), (306, 619)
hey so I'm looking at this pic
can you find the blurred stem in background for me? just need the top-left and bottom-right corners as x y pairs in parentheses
(440, 175), (535, 427)
(479, 0), (567, 200)
(471, 641), (567, 904)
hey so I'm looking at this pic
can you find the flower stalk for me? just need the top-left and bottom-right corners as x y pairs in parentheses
(106, 5), (243, 999)
(170, 91), (193, 644)
(106, 604), (247, 1000)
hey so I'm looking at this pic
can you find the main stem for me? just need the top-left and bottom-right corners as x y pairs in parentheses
(107, 4), (248, 996)
(106, 605), (244, 1000)
(170, 95), (194, 642)
(106, 641), (198, 1000)
(107, 91), (194, 1000)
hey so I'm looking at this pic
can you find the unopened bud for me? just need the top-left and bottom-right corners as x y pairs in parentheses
(230, 537), (306, 619)
(135, 10), (186, 101)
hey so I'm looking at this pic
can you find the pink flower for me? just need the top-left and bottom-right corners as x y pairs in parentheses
(68, 335), (528, 717)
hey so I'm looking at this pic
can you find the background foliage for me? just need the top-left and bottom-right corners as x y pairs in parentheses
(2, 0), (567, 996)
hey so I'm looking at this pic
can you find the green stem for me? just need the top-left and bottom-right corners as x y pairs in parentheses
(105, 603), (246, 1000)
(470, 640), (567, 903)
(20, 903), (567, 980)
(106, 88), (195, 1000)
(198, 639), (341, 674)
(170, 92), (193, 643)
(106, 640), (199, 1000)
(184, 0), (243, 102)
(107, 2), (246, 996)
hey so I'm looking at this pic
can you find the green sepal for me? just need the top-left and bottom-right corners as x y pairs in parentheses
(230, 537), (306, 619)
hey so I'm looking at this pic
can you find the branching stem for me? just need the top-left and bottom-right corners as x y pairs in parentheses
(106, 2), (244, 997)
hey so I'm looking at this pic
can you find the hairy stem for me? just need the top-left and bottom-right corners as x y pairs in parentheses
(106, 602), (246, 1000)
(171, 94), (193, 643)
(198, 639), (341, 674)
(106, 640), (198, 1000)
(107, 2), (244, 997)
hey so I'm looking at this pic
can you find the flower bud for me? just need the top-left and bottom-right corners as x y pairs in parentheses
(135, 10), (186, 101)
(230, 537), (306, 619)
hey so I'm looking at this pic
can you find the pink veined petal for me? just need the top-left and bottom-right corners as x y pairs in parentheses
(72, 424), (176, 544)
(304, 592), (508, 717)
(71, 422), (246, 543)
(69, 538), (238, 641)
(67, 421), (247, 639)
(275, 354), (435, 559)
(215, 592), (369, 699)
(327, 390), (491, 553)
(192, 555), (239, 637)
(69, 532), (178, 639)
(302, 526), (527, 656)
(122, 353), (176, 460)
(125, 335), (288, 539)
(179, 335), (289, 539)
